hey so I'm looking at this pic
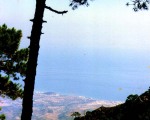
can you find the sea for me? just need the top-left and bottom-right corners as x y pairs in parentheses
(32, 48), (150, 101)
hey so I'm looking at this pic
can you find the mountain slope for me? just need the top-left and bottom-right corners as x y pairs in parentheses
(75, 87), (150, 120)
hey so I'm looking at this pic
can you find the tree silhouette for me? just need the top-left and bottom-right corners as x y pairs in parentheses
(21, 1), (68, 120)
(0, 24), (28, 120)
(21, 0), (91, 119)
(71, 112), (81, 118)
(69, 0), (91, 10)
(126, 0), (149, 11)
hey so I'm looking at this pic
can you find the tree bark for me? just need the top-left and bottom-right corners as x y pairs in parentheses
(21, 0), (46, 119)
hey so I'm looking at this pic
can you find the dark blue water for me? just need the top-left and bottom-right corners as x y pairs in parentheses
(34, 49), (150, 101)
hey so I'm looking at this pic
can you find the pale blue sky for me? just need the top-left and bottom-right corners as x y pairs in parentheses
(0, 0), (150, 52)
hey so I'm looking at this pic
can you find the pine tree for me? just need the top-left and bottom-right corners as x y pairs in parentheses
(0, 24), (29, 119)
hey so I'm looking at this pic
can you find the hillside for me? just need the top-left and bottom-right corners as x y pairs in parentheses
(0, 92), (121, 120)
(74, 87), (150, 120)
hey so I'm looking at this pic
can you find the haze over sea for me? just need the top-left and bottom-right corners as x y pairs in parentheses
(35, 48), (150, 101)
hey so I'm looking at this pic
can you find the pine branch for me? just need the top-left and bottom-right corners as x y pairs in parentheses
(45, 6), (68, 15)
(0, 59), (11, 62)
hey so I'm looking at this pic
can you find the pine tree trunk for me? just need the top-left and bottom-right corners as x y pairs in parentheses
(21, 0), (46, 119)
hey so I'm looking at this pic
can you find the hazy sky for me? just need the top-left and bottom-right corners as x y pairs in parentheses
(0, 0), (150, 53)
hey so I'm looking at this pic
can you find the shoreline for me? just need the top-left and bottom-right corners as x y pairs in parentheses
(0, 92), (123, 120)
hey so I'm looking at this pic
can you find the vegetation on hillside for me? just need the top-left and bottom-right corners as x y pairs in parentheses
(74, 87), (150, 120)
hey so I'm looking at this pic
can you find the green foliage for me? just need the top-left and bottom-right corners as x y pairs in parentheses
(70, 0), (92, 10)
(0, 24), (29, 99)
(126, 94), (139, 103)
(71, 112), (81, 118)
(0, 107), (5, 120)
(0, 24), (29, 81)
(0, 75), (23, 99)
(0, 113), (5, 120)
(0, 24), (28, 119)
(74, 87), (150, 120)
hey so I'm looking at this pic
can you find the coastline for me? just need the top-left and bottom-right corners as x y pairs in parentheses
(0, 92), (123, 120)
